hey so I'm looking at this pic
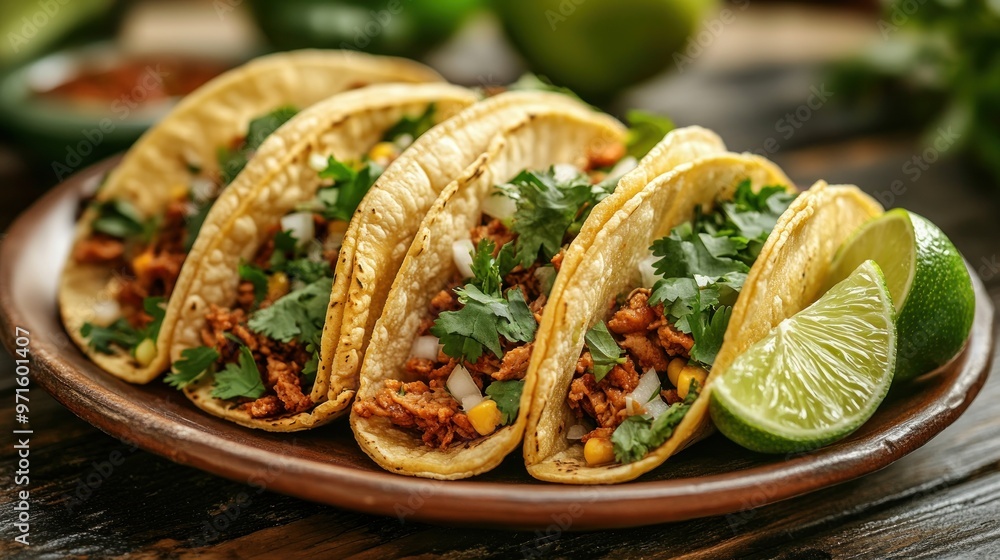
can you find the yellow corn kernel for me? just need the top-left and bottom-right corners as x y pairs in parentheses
(468, 399), (502, 436)
(131, 249), (154, 277)
(368, 141), (398, 164)
(134, 338), (157, 367)
(677, 365), (708, 399)
(667, 357), (687, 387)
(169, 184), (189, 200)
(267, 272), (290, 302)
(584, 437), (615, 467)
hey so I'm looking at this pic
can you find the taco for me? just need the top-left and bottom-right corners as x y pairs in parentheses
(523, 150), (883, 483)
(349, 123), (730, 479)
(59, 50), (442, 384)
(165, 89), (621, 431)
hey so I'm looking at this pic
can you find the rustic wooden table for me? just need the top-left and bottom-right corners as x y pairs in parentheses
(1, 15), (999, 558)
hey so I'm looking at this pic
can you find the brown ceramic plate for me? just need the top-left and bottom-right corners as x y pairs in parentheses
(0, 157), (994, 530)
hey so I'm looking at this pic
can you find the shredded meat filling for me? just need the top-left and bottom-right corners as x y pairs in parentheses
(569, 288), (695, 440)
(352, 379), (479, 449)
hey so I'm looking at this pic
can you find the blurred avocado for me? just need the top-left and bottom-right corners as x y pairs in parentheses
(493, 0), (717, 102)
(0, 0), (123, 69)
(248, 0), (482, 58)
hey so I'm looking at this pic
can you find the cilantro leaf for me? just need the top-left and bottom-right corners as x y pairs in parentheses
(90, 200), (147, 240)
(317, 157), (384, 222)
(689, 306), (731, 366)
(585, 321), (627, 382)
(485, 380), (525, 425)
(80, 296), (165, 354)
(165, 346), (219, 388)
(503, 167), (595, 268)
(625, 110), (675, 160)
(301, 353), (318, 387)
(246, 106), (297, 150)
(247, 277), (332, 346)
(469, 240), (517, 297)
(282, 258), (331, 284)
(140, 297), (167, 341)
(382, 104), (436, 142)
(239, 262), (269, 307)
(611, 381), (700, 464)
(211, 346), (265, 400)
(218, 106), (298, 185)
(430, 285), (538, 362)
(646, 180), (795, 367)
(81, 319), (140, 355)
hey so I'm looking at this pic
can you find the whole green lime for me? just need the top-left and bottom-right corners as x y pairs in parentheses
(825, 209), (975, 383)
(493, 0), (717, 101)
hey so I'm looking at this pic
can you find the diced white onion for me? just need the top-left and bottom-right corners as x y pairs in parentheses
(694, 274), (713, 288)
(607, 156), (638, 180)
(394, 133), (414, 150)
(452, 239), (475, 278)
(624, 395), (639, 416)
(92, 299), (121, 326)
(553, 163), (581, 183)
(281, 212), (315, 246)
(566, 424), (588, 440)
(447, 365), (482, 411)
(644, 397), (670, 420)
(480, 191), (518, 221)
(629, 368), (663, 407)
(190, 177), (217, 203)
(308, 153), (329, 172)
(410, 336), (442, 360)
(461, 395), (484, 412)
(639, 254), (659, 288)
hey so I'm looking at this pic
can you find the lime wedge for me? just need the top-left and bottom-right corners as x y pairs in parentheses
(825, 209), (974, 382)
(710, 261), (896, 454)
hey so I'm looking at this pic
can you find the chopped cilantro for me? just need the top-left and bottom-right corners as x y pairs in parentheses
(301, 352), (318, 387)
(584, 321), (627, 382)
(247, 277), (332, 347)
(165, 346), (219, 388)
(317, 156), (384, 222)
(80, 296), (165, 354)
(81, 319), (140, 355)
(648, 180), (795, 367)
(500, 167), (597, 268)
(611, 381), (700, 464)
(90, 199), (147, 240)
(246, 106), (297, 150)
(239, 262), (269, 307)
(282, 257), (331, 284)
(430, 286), (537, 363)
(625, 110), (675, 160)
(468, 239), (517, 297)
(218, 106), (298, 185)
(485, 379), (525, 425)
(211, 346), (266, 400)
(382, 104), (436, 142)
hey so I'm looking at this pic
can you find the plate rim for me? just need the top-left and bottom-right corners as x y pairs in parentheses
(1, 155), (994, 530)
